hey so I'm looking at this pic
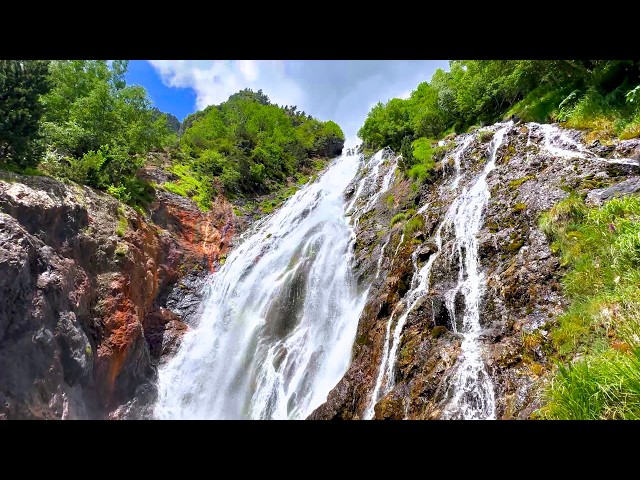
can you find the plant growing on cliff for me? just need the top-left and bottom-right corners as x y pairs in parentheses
(390, 212), (410, 226)
(402, 215), (425, 237)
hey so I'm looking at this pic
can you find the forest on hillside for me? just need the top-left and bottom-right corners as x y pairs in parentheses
(359, 60), (640, 183)
(0, 60), (344, 209)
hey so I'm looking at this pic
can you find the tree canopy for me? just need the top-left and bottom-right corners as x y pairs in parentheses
(178, 88), (345, 195)
(358, 60), (640, 184)
(0, 60), (51, 168)
(359, 60), (640, 153)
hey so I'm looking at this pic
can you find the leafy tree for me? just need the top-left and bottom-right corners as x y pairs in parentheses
(38, 60), (173, 205)
(152, 107), (180, 133)
(177, 89), (345, 197)
(0, 60), (51, 168)
(41, 60), (172, 158)
(398, 135), (415, 171)
(359, 60), (640, 175)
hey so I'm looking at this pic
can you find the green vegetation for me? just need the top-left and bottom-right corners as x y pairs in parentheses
(405, 137), (449, 183)
(1, 60), (174, 206)
(385, 194), (395, 207)
(41, 60), (174, 159)
(115, 206), (128, 237)
(0, 60), (51, 169)
(37, 60), (174, 206)
(173, 89), (344, 205)
(508, 175), (535, 189)
(390, 211), (410, 226)
(537, 193), (640, 419)
(163, 163), (213, 211)
(477, 130), (494, 143)
(114, 243), (128, 256)
(0, 62), (344, 214)
(402, 215), (425, 236)
(358, 61), (640, 181)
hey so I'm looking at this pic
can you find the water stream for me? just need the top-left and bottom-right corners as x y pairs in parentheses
(155, 151), (375, 419)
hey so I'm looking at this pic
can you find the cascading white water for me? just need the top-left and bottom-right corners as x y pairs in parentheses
(345, 149), (386, 217)
(450, 135), (475, 191)
(375, 238), (390, 280)
(154, 151), (378, 420)
(439, 123), (511, 420)
(364, 137), (477, 419)
(537, 122), (639, 166)
(363, 158), (397, 214)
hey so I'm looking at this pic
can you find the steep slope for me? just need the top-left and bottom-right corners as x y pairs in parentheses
(0, 170), (234, 419)
(310, 122), (640, 419)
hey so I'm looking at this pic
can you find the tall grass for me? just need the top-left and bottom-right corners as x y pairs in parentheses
(563, 88), (640, 141)
(537, 193), (640, 419)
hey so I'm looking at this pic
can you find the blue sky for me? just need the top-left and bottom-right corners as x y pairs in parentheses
(125, 60), (450, 147)
(125, 61), (197, 121)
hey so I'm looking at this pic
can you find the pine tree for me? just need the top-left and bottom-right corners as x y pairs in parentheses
(399, 135), (415, 171)
(0, 60), (51, 168)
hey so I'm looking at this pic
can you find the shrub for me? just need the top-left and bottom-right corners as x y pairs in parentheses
(537, 193), (640, 419)
(390, 212), (409, 226)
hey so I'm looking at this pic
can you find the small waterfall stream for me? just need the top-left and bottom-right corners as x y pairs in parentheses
(365, 124), (511, 419)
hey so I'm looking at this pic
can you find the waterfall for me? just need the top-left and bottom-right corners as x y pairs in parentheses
(450, 135), (475, 191)
(537, 122), (639, 166)
(438, 123), (511, 419)
(364, 222), (446, 419)
(154, 148), (396, 419)
(375, 237), (390, 280)
(155, 152), (363, 419)
(364, 135), (479, 419)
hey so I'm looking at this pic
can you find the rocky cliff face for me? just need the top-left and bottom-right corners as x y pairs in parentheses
(310, 123), (640, 419)
(0, 168), (234, 419)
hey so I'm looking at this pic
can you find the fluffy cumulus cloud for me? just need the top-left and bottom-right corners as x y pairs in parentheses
(148, 60), (450, 147)
(148, 60), (305, 112)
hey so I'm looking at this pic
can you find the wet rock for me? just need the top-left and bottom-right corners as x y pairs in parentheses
(143, 308), (188, 363)
(375, 390), (405, 419)
(164, 270), (210, 327)
(311, 122), (640, 420)
(585, 176), (640, 206)
(416, 240), (437, 262)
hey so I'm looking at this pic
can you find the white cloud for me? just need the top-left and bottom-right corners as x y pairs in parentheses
(147, 60), (449, 145)
(237, 60), (258, 82)
(148, 60), (305, 112)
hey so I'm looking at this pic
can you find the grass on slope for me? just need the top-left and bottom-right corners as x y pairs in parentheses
(536, 193), (640, 419)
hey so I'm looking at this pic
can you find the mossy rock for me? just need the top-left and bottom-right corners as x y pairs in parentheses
(486, 220), (500, 233)
(508, 175), (535, 190)
(478, 130), (495, 143)
(513, 202), (527, 213)
(431, 325), (448, 338)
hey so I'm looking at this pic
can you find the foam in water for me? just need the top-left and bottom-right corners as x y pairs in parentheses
(155, 149), (396, 419)
(155, 152), (368, 419)
(439, 123), (511, 419)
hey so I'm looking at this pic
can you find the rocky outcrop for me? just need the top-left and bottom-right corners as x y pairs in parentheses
(310, 123), (640, 420)
(0, 170), (234, 419)
(313, 137), (344, 159)
(586, 176), (640, 206)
